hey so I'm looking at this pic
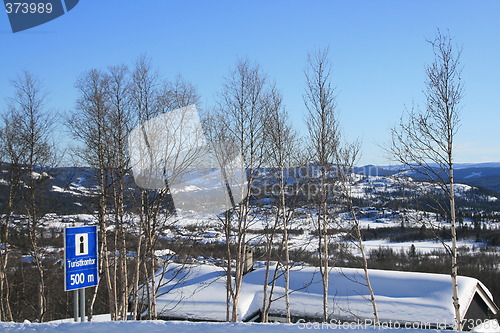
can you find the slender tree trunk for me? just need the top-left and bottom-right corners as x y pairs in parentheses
(0, 175), (15, 322)
(264, 262), (280, 321)
(320, 168), (329, 322)
(449, 157), (461, 330)
(231, 202), (250, 322)
(119, 224), (129, 320)
(130, 190), (146, 319)
(130, 234), (143, 319)
(352, 208), (379, 325)
(28, 171), (47, 323)
(261, 261), (270, 323)
(99, 170), (115, 320)
(89, 213), (109, 321)
(0, 238), (12, 322)
(117, 169), (129, 320)
(224, 211), (232, 322)
(112, 199), (119, 318)
(88, 244), (103, 321)
(29, 223), (46, 322)
(149, 241), (157, 320)
(261, 208), (280, 323)
(146, 209), (157, 320)
(282, 199), (291, 323)
(141, 254), (151, 319)
(231, 241), (242, 322)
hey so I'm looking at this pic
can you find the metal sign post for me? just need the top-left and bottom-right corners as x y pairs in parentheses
(73, 290), (78, 322)
(80, 288), (86, 322)
(64, 226), (98, 322)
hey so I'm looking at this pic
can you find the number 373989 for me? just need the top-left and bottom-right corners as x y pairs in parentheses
(5, 2), (53, 14)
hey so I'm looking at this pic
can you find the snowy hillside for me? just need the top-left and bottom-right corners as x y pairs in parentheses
(372, 163), (500, 194)
(1, 164), (499, 215)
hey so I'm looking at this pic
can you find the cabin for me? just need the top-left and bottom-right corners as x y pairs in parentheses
(142, 263), (498, 331)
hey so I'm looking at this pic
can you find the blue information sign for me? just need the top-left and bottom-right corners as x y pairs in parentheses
(64, 226), (98, 291)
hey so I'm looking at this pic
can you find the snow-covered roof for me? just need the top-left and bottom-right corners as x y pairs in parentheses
(146, 263), (228, 321)
(150, 263), (498, 327)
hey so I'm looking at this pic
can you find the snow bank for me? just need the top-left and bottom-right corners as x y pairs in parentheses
(0, 320), (463, 333)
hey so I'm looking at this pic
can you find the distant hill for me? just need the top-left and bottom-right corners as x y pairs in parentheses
(362, 163), (500, 195)
(455, 172), (500, 194)
(354, 165), (398, 177)
(1, 163), (499, 215)
(454, 162), (500, 169)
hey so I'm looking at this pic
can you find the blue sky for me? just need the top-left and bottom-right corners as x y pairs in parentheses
(1, 0), (499, 165)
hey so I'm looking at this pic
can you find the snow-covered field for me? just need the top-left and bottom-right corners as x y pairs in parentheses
(360, 239), (481, 255)
(33, 204), (499, 258)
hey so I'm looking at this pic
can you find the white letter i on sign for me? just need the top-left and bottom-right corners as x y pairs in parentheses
(75, 233), (89, 256)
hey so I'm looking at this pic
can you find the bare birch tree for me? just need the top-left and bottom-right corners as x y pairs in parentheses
(261, 87), (298, 323)
(129, 55), (201, 320)
(215, 59), (268, 321)
(0, 108), (24, 322)
(105, 64), (133, 320)
(389, 30), (464, 330)
(304, 47), (339, 322)
(335, 142), (380, 325)
(201, 111), (235, 321)
(4, 71), (56, 322)
(129, 55), (160, 320)
(69, 68), (116, 319)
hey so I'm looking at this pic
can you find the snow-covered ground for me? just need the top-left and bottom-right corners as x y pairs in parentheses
(31, 205), (500, 259)
(359, 239), (482, 255)
(1, 319), (497, 333)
